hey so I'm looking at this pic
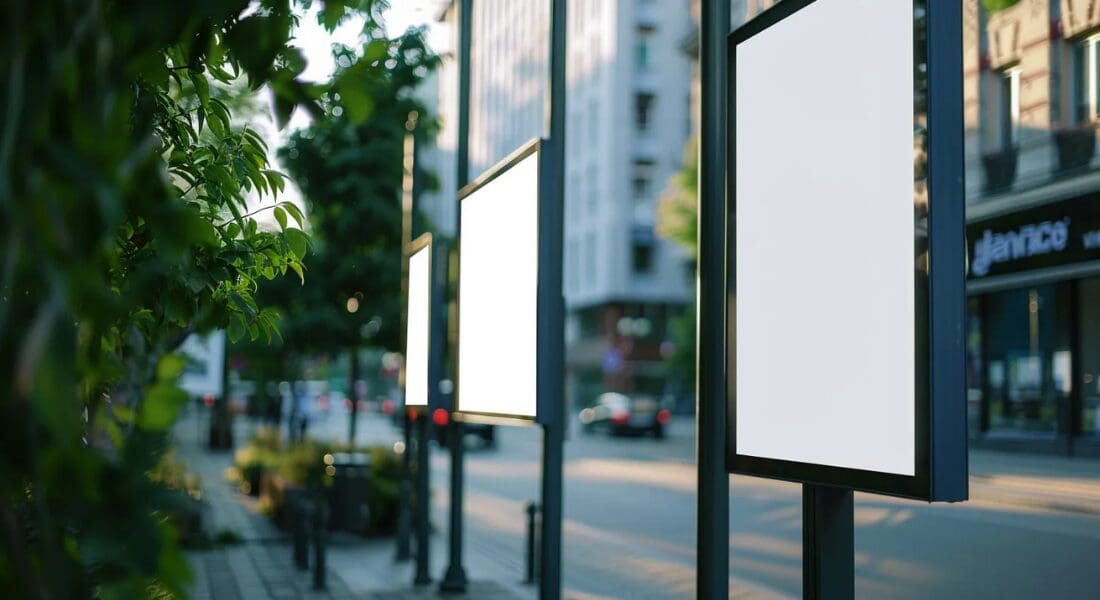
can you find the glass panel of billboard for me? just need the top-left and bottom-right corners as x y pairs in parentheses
(457, 151), (540, 418)
(734, 0), (915, 475)
(405, 243), (431, 407)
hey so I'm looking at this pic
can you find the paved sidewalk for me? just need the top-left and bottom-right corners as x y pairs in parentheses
(172, 408), (1099, 599)
(174, 408), (528, 600)
(968, 449), (1100, 515)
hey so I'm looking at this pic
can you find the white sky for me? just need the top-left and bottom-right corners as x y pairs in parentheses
(247, 2), (444, 226)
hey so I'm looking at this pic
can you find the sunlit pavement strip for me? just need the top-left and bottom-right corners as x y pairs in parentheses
(454, 490), (791, 599)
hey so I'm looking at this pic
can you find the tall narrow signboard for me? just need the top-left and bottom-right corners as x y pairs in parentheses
(405, 235), (432, 412)
(728, 0), (966, 502)
(403, 232), (436, 585)
(455, 141), (561, 425)
(722, 0), (966, 596)
(450, 1), (566, 598)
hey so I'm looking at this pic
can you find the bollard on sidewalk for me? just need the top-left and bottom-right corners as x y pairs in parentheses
(293, 498), (311, 571)
(524, 501), (540, 585)
(312, 499), (328, 591)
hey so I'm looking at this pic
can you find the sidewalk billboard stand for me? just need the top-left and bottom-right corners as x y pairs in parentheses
(445, 1), (567, 597)
(454, 139), (563, 428)
(718, 0), (967, 596)
(453, 137), (566, 599)
(402, 232), (441, 584)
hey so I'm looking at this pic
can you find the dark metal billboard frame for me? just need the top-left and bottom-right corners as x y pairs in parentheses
(699, 0), (967, 597)
(723, 0), (967, 503)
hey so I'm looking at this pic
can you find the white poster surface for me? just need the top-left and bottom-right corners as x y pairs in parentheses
(405, 245), (431, 407)
(735, 0), (915, 475)
(457, 152), (539, 417)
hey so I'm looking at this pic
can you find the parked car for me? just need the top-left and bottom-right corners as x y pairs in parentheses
(579, 392), (671, 438)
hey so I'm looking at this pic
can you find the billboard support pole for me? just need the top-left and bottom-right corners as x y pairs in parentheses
(416, 239), (447, 586)
(440, 0), (471, 593)
(538, 1), (567, 599)
(697, 0), (730, 597)
(395, 111), (420, 564)
(803, 485), (854, 599)
(413, 413), (431, 583)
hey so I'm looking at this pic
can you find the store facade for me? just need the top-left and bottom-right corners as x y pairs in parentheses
(967, 193), (1100, 455)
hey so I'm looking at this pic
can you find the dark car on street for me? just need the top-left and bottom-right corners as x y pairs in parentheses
(579, 392), (671, 438)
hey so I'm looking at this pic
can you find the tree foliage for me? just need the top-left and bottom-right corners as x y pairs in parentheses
(656, 139), (698, 261)
(0, 0), (388, 596)
(656, 139), (698, 397)
(270, 31), (440, 356)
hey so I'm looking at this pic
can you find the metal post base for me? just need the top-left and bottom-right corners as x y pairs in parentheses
(803, 484), (854, 600)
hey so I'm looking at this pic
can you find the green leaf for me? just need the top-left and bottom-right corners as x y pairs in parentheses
(364, 38), (389, 63)
(287, 260), (305, 284)
(190, 71), (210, 109)
(282, 201), (304, 228)
(273, 90), (296, 129)
(284, 227), (308, 259)
(230, 292), (256, 316)
(228, 316), (247, 342)
(224, 13), (292, 83)
(335, 62), (377, 123)
(140, 384), (189, 431)
(273, 206), (287, 231)
(225, 222), (241, 239)
(322, 0), (347, 31)
(156, 354), (188, 382)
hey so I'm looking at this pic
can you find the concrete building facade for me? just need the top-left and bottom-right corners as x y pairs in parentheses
(963, 0), (1100, 455)
(418, 1), (696, 411)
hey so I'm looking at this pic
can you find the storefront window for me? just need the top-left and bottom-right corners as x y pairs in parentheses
(967, 297), (983, 437)
(1079, 278), (1100, 437)
(982, 284), (1072, 435)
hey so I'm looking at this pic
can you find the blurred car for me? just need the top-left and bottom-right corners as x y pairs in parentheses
(579, 392), (671, 438)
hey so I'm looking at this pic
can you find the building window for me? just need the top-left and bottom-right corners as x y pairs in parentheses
(632, 243), (654, 273)
(1079, 278), (1100, 437)
(632, 176), (650, 199)
(587, 164), (598, 218)
(980, 283), (1072, 435)
(568, 239), (580, 292)
(636, 33), (651, 70)
(631, 226), (655, 274)
(585, 232), (596, 285)
(1075, 35), (1100, 124)
(636, 93), (655, 131)
(999, 68), (1020, 150)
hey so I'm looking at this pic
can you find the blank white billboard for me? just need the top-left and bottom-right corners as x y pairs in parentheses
(734, 0), (915, 475)
(405, 244), (431, 407)
(457, 151), (539, 418)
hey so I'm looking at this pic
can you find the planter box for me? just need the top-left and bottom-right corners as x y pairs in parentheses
(1054, 125), (1097, 174)
(241, 464), (263, 497)
(165, 493), (206, 548)
(982, 147), (1019, 192)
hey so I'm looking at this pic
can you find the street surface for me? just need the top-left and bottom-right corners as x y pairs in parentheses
(308, 410), (1100, 599)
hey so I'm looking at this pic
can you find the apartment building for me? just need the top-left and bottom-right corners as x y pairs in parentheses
(418, 1), (695, 411)
(964, 0), (1100, 455)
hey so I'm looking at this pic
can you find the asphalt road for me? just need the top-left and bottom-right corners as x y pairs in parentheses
(309, 411), (1100, 599)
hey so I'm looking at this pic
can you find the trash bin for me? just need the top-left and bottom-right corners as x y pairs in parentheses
(326, 452), (371, 532)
